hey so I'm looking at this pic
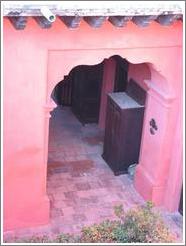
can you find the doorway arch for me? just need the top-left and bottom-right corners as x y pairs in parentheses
(46, 49), (175, 103)
(44, 48), (182, 212)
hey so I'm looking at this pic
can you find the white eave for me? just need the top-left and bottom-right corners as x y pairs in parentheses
(2, 1), (184, 16)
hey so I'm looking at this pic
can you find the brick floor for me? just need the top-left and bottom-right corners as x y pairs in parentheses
(46, 107), (145, 232)
(4, 106), (183, 242)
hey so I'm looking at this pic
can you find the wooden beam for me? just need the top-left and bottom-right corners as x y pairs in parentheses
(8, 16), (27, 30)
(156, 14), (182, 26)
(132, 15), (157, 27)
(84, 16), (107, 28)
(108, 16), (132, 27)
(34, 16), (52, 28)
(59, 16), (82, 28)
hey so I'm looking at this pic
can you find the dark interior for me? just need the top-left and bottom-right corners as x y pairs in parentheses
(51, 55), (129, 124)
(51, 56), (147, 175)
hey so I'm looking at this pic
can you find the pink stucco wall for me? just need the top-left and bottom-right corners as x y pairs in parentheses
(3, 17), (183, 231)
(128, 63), (151, 91)
(99, 58), (116, 129)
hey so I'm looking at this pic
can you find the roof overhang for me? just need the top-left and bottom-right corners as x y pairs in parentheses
(2, 1), (184, 16)
(2, 1), (184, 30)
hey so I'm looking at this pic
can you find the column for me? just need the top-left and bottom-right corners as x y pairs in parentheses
(134, 81), (177, 207)
(98, 58), (116, 129)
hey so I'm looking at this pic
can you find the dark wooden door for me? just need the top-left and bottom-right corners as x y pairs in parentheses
(71, 63), (103, 124)
(110, 105), (121, 165)
(102, 92), (145, 176)
(179, 186), (183, 215)
(103, 98), (114, 162)
(114, 57), (129, 92)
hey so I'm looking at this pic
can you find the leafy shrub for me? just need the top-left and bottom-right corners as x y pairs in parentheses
(56, 233), (80, 243)
(5, 234), (79, 244)
(4, 202), (175, 243)
(80, 220), (119, 243)
(113, 201), (175, 243)
(114, 203), (126, 219)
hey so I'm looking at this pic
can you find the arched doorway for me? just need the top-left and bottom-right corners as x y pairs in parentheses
(45, 53), (182, 231)
(3, 13), (182, 232)
(44, 49), (182, 216)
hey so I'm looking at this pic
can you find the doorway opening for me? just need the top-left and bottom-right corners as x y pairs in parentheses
(46, 55), (150, 233)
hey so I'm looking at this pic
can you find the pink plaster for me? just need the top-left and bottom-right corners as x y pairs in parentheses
(163, 109), (183, 211)
(99, 58), (116, 129)
(128, 63), (151, 91)
(3, 17), (183, 231)
(134, 70), (182, 206)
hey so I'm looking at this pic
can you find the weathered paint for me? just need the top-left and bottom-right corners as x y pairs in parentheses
(3, 17), (183, 231)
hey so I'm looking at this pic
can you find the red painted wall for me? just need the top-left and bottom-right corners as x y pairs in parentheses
(128, 63), (151, 91)
(3, 17), (183, 231)
(99, 58), (116, 129)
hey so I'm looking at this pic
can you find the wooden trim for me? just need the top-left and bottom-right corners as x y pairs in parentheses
(155, 14), (183, 26)
(8, 16), (27, 30)
(33, 16), (52, 29)
(108, 16), (132, 27)
(132, 15), (158, 27)
(59, 16), (82, 28)
(6, 14), (183, 30)
(84, 16), (107, 28)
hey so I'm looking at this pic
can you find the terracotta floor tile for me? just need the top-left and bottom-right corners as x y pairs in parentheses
(4, 106), (182, 242)
(75, 182), (92, 191)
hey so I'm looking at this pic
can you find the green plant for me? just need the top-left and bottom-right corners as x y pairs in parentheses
(80, 220), (119, 243)
(4, 202), (176, 244)
(113, 202), (175, 243)
(56, 233), (80, 243)
(114, 204), (125, 220)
